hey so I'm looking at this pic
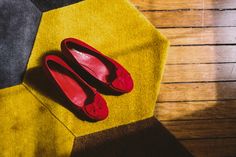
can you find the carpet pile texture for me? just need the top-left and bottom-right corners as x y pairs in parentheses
(0, 0), (169, 156)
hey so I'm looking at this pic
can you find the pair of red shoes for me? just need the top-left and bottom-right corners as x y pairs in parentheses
(43, 38), (134, 121)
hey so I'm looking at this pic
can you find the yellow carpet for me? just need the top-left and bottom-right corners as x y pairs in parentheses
(0, 85), (74, 156)
(1, 0), (169, 156)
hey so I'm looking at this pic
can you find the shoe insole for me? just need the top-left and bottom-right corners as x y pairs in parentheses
(48, 61), (94, 107)
(69, 45), (116, 83)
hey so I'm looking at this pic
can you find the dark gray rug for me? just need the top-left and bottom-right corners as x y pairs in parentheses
(0, 0), (83, 89)
(0, 0), (41, 88)
(31, 0), (83, 12)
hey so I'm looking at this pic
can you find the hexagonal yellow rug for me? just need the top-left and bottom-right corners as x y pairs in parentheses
(0, 0), (169, 156)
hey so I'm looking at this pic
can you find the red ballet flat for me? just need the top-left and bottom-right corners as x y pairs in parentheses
(61, 38), (134, 94)
(43, 55), (108, 121)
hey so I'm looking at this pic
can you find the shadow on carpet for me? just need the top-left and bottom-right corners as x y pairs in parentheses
(71, 117), (193, 157)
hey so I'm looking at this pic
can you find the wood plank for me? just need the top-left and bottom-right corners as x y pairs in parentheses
(158, 82), (236, 102)
(161, 119), (236, 139)
(167, 46), (236, 64)
(181, 138), (236, 157)
(143, 10), (236, 27)
(155, 100), (236, 120)
(131, 0), (236, 10)
(163, 63), (236, 83)
(159, 27), (236, 45)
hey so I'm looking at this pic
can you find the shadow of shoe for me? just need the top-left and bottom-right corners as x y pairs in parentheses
(24, 52), (96, 122)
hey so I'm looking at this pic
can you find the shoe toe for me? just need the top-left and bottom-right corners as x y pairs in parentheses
(83, 94), (108, 121)
(111, 68), (134, 93)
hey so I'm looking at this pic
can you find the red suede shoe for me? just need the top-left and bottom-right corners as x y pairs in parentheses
(61, 38), (134, 94)
(43, 55), (108, 121)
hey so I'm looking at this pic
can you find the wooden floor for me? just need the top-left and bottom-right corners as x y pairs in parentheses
(131, 0), (236, 156)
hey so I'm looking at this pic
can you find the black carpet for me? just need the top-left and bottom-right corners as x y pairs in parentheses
(0, 0), (41, 88)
